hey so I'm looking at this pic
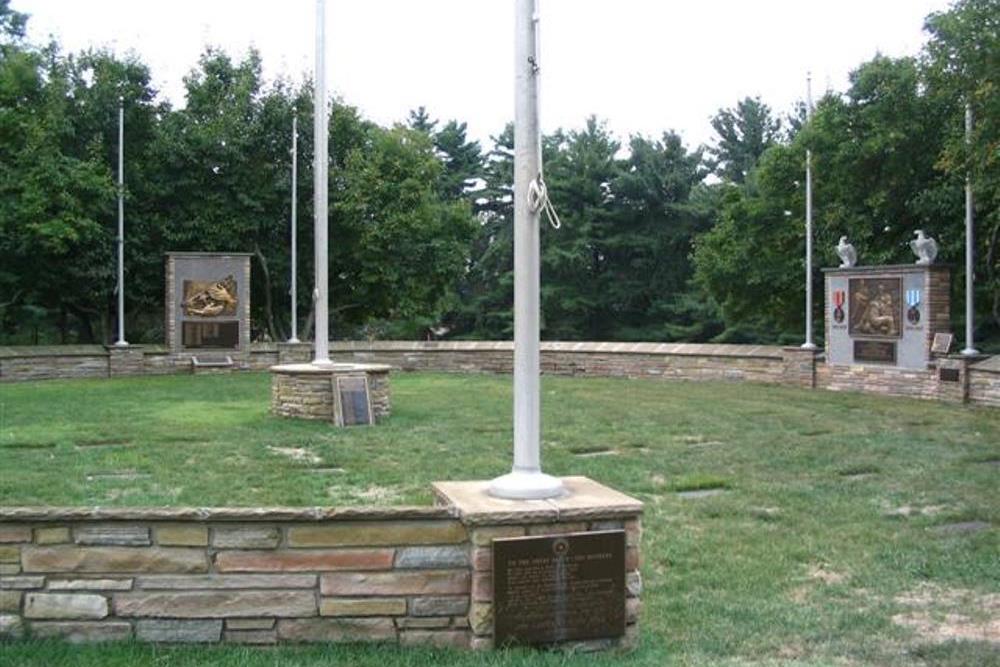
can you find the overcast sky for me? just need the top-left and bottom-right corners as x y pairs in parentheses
(19, 0), (952, 150)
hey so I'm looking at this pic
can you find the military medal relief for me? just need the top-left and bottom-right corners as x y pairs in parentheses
(493, 531), (626, 646)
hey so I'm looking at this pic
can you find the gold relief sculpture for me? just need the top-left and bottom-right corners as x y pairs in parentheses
(182, 275), (238, 317)
(849, 277), (901, 338)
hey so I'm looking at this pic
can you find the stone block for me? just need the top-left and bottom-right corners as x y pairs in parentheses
(35, 527), (71, 545)
(225, 629), (277, 644)
(137, 619), (222, 643)
(588, 520), (624, 532)
(399, 630), (469, 649)
(395, 617), (451, 629)
(48, 579), (133, 591)
(155, 525), (208, 547)
(394, 546), (469, 569)
(469, 601), (492, 635)
(287, 521), (466, 547)
(0, 590), (21, 612)
(471, 572), (492, 601)
(215, 549), (393, 573)
(139, 574), (316, 590)
(276, 617), (396, 642)
(319, 597), (406, 617)
(75, 525), (151, 546)
(625, 519), (642, 547)
(22, 547), (208, 574)
(408, 596), (469, 617)
(114, 590), (316, 618)
(0, 526), (31, 543)
(0, 546), (20, 563)
(626, 546), (641, 571)
(471, 547), (491, 572)
(321, 570), (469, 597)
(226, 618), (275, 630)
(470, 635), (493, 650)
(0, 575), (44, 589)
(527, 522), (588, 536)
(24, 593), (108, 619)
(626, 597), (641, 624)
(0, 614), (23, 639)
(471, 526), (525, 547)
(0, 564), (19, 575)
(30, 621), (133, 643)
(212, 526), (280, 549)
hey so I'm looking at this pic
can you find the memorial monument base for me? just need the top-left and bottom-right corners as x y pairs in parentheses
(433, 477), (643, 651)
(270, 362), (392, 425)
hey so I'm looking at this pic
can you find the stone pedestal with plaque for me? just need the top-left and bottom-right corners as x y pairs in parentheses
(823, 264), (950, 370)
(270, 363), (393, 426)
(433, 477), (643, 651)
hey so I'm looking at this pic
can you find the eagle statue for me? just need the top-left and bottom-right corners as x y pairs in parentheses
(910, 230), (938, 265)
(836, 236), (857, 268)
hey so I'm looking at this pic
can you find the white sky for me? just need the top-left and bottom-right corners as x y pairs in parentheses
(19, 0), (952, 150)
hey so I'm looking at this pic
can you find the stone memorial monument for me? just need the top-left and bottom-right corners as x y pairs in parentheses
(824, 239), (950, 370)
(165, 252), (252, 370)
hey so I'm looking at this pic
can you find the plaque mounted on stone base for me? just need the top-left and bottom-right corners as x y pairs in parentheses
(493, 530), (626, 646)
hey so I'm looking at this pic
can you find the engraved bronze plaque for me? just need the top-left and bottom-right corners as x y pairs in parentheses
(182, 321), (239, 349)
(183, 275), (238, 317)
(931, 333), (954, 355)
(493, 530), (625, 646)
(849, 277), (902, 338)
(854, 340), (896, 364)
(335, 376), (372, 426)
(939, 368), (960, 383)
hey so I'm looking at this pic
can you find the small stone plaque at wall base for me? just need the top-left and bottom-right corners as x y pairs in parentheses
(334, 376), (373, 427)
(854, 340), (896, 364)
(493, 530), (625, 646)
(939, 367), (960, 383)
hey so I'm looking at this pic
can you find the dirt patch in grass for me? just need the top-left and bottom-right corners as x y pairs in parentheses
(893, 584), (1000, 645)
(348, 485), (402, 504)
(884, 504), (949, 518)
(809, 564), (847, 585)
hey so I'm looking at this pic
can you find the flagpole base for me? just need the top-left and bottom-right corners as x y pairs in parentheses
(800, 342), (817, 350)
(488, 470), (565, 500)
(287, 337), (301, 344)
(113, 340), (129, 348)
(961, 347), (980, 357)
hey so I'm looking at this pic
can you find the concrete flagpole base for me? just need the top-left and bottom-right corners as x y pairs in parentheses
(488, 469), (565, 500)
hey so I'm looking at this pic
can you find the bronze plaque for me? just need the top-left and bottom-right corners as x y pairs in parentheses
(493, 530), (625, 646)
(854, 340), (896, 364)
(849, 277), (902, 338)
(931, 333), (954, 355)
(335, 376), (372, 426)
(939, 368), (960, 383)
(182, 321), (239, 349)
(183, 275), (238, 317)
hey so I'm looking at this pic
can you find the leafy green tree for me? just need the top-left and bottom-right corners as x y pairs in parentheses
(708, 96), (782, 186)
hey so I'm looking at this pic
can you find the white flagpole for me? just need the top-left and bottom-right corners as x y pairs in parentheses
(288, 109), (300, 343)
(962, 101), (979, 356)
(489, 0), (563, 500)
(801, 73), (816, 350)
(114, 96), (127, 347)
(312, 0), (331, 366)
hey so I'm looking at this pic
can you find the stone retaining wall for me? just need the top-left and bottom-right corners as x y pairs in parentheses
(0, 478), (643, 650)
(1, 341), (997, 407)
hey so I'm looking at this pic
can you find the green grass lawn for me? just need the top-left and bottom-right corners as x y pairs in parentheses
(1, 372), (997, 666)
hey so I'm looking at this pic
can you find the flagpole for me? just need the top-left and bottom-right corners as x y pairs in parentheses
(489, 0), (563, 500)
(801, 72), (816, 351)
(114, 96), (127, 347)
(961, 101), (978, 356)
(312, 0), (331, 366)
(288, 108), (300, 344)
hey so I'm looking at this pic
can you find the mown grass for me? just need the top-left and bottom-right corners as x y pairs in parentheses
(1, 372), (997, 666)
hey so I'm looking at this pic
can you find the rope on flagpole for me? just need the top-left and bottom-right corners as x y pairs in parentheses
(528, 174), (561, 229)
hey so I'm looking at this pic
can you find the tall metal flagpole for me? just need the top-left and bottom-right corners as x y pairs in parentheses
(801, 73), (816, 350)
(489, 0), (564, 500)
(962, 101), (979, 356)
(114, 96), (127, 347)
(312, 0), (331, 366)
(288, 109), (300, 344)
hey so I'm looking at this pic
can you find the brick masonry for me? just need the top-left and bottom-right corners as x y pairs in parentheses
(0, 341), (996, 407)
(0, 479), (642, 650)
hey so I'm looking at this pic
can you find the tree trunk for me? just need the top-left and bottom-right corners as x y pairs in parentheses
(303, 306), (315, 341)
(253, 243), (285, 342)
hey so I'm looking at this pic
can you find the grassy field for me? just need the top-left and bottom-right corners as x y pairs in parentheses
(0, 372), (997, 666)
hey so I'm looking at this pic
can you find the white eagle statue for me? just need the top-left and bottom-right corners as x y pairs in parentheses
(910, 230), (938, 265)
(836, 236), (857, 268)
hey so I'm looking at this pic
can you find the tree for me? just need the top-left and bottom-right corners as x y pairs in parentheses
(708, 96), (782, 185)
